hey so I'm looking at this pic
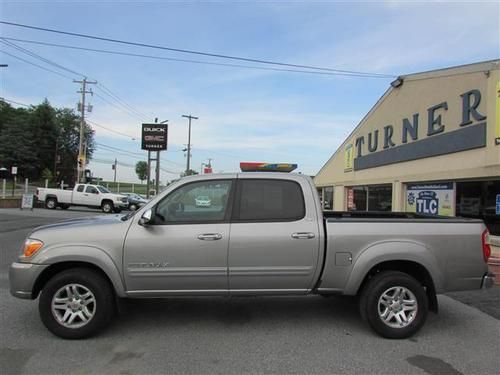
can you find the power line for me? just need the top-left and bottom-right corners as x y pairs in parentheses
(0, 20), (395, 78)
(96, 83), (151, 120)
(92, 92), (146, 122)
(0, 49), (73, 79)
(96, 142), (145, 157)
(96, 141), (185, 170)
(87, 120), (138, 140)
(0, 98), (30, 107)
(0, 36), (393, 78)
(1, 38), (85, 78)
(1, 38), (152, 122)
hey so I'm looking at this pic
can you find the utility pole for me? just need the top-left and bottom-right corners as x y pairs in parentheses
(154, 118), (160, 194)
(74, 78), (96, 183)
(182, 115), (198, 175)
(113, 158), (117, 183)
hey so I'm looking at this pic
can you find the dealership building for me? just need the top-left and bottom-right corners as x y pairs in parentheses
(314, 60), (500, 237)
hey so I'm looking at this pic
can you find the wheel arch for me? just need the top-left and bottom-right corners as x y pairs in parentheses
(344, 241), (441, 312)
(101, 199), (114, 207)
(32, 257), (126, 299)
(356, 260), (438, 313)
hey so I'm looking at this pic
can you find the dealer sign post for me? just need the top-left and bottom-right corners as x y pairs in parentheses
(142, 122), (168, 198)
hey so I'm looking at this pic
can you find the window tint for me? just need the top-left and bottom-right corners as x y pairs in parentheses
(237, 179), (305, 221)
(85, 186), (98, 194)
(154, 180), (232, 224)
(76, 185), (85, 192)
(97, 186), (111, 193)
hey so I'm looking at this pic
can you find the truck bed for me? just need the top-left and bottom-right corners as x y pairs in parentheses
(318, 211), (486, 295)
(323, 211), (483, 223)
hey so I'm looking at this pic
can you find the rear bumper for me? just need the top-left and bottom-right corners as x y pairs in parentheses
(9, 262), (49, 299)
(481, 272), (495, 289)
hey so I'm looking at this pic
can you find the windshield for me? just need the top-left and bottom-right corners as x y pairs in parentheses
(97, 186), (111, 194)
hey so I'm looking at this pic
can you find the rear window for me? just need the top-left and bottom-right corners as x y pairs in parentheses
(76, 185), (85, 192)
(235, 179), (305, 222)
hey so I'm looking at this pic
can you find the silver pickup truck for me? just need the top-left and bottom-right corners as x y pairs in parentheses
(9, 173), (494, 339)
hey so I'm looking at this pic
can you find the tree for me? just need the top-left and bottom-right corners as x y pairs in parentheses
(0, 100), (95, 184)
(41, 168), (53, 182)
(0, 120), (39, 176)
(54, 108), (95, 185)
(135, 161), (148, 183)
(32, 100), (57, 176)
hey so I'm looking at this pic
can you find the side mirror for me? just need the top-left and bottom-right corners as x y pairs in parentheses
(138, 209), (153, 226)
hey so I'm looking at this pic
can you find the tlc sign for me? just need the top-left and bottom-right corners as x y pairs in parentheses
(141, 124), (168, 151)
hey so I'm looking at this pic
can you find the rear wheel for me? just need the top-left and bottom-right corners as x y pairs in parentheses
(38, 268), (114, 339)
(359, 271), (428, 339)
(45, 198), (57, 210)
(101, 201), (114, 213)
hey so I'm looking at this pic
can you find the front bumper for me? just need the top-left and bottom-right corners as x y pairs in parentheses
(481, 272), (495, 289)
(9, 262), (49, 299)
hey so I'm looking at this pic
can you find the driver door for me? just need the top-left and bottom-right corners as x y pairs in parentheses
(123, 178), (235, 295)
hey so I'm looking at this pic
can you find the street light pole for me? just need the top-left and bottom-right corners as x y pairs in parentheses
(182, 115), (198, 175)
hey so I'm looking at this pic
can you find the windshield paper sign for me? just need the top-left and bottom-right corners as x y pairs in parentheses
(406, 183), (454, 216)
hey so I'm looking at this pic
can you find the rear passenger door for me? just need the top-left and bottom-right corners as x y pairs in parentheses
(72, 184), (87, 205)
(228, 177), (321, 294)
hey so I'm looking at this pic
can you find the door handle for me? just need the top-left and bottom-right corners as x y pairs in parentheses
(291, 232), (315, 239)
(198, 233), (223, 241)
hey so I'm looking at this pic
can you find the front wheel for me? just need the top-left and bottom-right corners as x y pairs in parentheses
(129, 204), (138, 211)
(101, 201), (114, 213)
(45, 198), (57, 210)
(359, 271), (428, 339)
(38, 268), (115, 339)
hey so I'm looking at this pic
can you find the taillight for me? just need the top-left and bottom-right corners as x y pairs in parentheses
(481, 229), (491, 263)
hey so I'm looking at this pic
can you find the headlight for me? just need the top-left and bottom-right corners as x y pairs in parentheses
(22, 239), (44, 258)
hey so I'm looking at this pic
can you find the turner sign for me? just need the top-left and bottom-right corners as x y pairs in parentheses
(142, 123), (168, 151)
(345, 89), (487, 171)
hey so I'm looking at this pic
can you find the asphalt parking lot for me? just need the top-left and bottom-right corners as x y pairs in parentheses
(1, 208), (499, 375)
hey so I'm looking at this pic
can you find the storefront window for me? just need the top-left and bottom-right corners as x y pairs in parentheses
(323, 187), (333, 210)
(348, 185), (392, 212)
(368, 185), (393, 211)
(317, 186), (334, 210)
(457, 180), (500, 235)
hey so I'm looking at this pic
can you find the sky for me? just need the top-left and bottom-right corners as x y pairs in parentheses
(1, 0), (499, 183)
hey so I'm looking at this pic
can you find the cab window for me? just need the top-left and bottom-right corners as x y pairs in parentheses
(154, 180), (232, 224)
(234, 179), (305, 222)
(85, 186), (99, 194)
(76, 185), (85, 192)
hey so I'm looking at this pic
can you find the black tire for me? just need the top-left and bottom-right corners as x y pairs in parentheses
(45, 197), (58, 210)
(101, 201), (114, 213)
(38, 268), (114, 339)
(129, 204), (137, 211)
(359, 271), (428, 339)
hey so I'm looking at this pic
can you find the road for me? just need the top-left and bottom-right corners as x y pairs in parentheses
(1, 208), (499, 374)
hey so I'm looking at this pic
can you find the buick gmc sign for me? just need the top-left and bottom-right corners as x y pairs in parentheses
(141, 123), (168, 151)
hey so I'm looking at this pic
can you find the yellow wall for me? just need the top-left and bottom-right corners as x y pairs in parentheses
(315, 61), (500, 211)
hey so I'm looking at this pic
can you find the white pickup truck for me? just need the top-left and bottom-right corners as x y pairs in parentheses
(36, 184), (129, 213)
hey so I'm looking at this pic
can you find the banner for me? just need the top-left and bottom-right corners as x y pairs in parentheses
(344, 144), (353, 172)
(496, 81), (500, 145)
(405, 183), (454, 216)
